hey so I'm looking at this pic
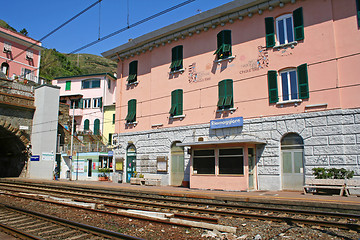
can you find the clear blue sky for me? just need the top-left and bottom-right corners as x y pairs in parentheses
(2, 0), (233, 56)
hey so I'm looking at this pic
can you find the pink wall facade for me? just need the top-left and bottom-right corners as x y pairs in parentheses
(104, 0), (360, 190)
(0, 27), (42, 83)
(53, 74), (116, 135)
(115, 0), (360, 134)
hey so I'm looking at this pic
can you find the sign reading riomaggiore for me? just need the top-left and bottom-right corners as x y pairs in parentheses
(210, 117), (243, 129)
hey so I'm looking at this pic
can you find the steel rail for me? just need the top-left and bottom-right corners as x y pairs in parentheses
(0, 181), (358, 220)
(0, 203), (144, 240)
(0, 222), (45, 240)
(1, 182), (359, 232)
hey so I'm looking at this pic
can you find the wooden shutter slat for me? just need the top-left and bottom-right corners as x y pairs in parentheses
(265, 17), (275, 48)
(293, 7), (304, 41)
(297, 64), (309, 99)
(267, 70), (279, 103)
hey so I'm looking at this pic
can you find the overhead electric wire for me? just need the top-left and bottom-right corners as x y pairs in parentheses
(69, 0), (196, 54)
(8, 0), (103, 66)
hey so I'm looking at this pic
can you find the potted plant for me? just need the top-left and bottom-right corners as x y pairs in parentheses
(98, 168), (111, 181)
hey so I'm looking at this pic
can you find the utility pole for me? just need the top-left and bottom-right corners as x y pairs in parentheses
(70, 101), (75, 181)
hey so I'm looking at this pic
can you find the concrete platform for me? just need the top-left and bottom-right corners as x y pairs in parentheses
(1, 178), (360, 212)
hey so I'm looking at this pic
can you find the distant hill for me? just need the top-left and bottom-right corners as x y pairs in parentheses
(1, 19), (117, 80)
(0, 19), (17, 32)
(40, 49), (117, 80)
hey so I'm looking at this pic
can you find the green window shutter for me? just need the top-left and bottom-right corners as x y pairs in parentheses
(214, 30), (232, 58)
(108, 133), (113, 145)
(94, 119), (100, 135)
(169, 90), (177, 115)
(223, 79), (233, 108)
(128, 61), (138, 82)
(297, 63), (309, 99)
(65, 81), (71, 91)
(84, 119), (89, 131)
(112, 114), (115, 124)
(176, 89), (183, 116)
(78, 98), (83, 109)
(99, 97), (103, 108)
(265, 17), (275, 48)
(217, 80), (226, 108)
(293, 7), (304, 41)
(357, 0), (360, 28)
(267, 70), (279, 103)
(171, 46), (183, 71)
(126, 99), (136, 122)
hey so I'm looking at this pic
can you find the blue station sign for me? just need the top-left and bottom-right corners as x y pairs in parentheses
(210, 117), (243, 129)
(30, 155), (40, 161)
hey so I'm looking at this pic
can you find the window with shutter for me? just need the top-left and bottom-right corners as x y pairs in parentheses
(127, 61), (138, 83)
(217, 79), (233, 110)
(169, 89), (183, 116)
(65, 81), (71, 91)
(84, 119), (90, 131)
(170, 46), (183, 72)
(214, 30), (232, 60)
(125, 99), (136, 123)
(266, 7), (304, 47)
(112, 114), (115, 124)
(267, 64), (309, 103)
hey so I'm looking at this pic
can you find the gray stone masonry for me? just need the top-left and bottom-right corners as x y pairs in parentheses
(113, 109), (360, 190)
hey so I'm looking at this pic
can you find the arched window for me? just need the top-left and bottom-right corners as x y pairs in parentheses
(1, 62), (9, 76)
(93, 119), (100, 135)
(84, 119), (90, 131)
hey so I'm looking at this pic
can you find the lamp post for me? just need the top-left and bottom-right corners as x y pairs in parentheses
(69, 101), (75, 181)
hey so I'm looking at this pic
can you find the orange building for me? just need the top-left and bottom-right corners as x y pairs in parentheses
(102, 0), (360, 191)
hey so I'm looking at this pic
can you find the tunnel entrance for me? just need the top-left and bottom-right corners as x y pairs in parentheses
(0, 126), (27, 177)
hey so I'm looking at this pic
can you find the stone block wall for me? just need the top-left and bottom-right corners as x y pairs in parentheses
(113, 108), (360, 189)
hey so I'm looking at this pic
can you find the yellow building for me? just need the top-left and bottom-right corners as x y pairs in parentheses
(103, 104), (116, 147)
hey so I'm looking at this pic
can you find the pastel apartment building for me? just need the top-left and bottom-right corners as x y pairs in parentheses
(52, 73), (116, 144)
(0, 26), (42, 83)
(102, 0), (360, 191)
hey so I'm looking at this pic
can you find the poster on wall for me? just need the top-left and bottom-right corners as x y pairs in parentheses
(42, 153), (54, 161)
(73, 162), (85, 172)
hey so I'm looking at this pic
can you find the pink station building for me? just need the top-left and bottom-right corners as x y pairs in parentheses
(102, 0), (360, 191)
(0, 26), (42, 83)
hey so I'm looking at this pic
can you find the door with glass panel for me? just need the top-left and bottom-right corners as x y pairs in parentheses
(281, 133), (304, 190)
(248, 148), (256, 190)
(171, 143), (184, 186)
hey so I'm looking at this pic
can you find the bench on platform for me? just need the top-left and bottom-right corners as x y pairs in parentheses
(345, 179), (360, 196)
(303, 179), (346, 196)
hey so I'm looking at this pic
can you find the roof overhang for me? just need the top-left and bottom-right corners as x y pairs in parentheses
(0, 30), (43, 52)
(176, 138), (267, 147)
(102, 0), (292, 62)
(60, 94), (83, 98)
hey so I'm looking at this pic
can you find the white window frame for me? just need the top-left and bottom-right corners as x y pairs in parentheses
(279, 68), (299, 102)
(93, 97), (101, 108)
(26, 50), (33, 59)
(82, 78), (101, 89)
(21, 68), (34, 81)
(3, 42), (12, 52)
(83, 98), (91, 108)
(276, 14), (295, 46)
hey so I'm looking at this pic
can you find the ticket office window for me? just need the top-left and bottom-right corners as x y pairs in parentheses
(192, 148), (244, 175)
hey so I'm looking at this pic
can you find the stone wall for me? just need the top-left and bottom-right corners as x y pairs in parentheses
(113, 108), (360, 189)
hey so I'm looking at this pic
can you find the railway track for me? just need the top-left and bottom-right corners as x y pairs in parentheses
(0, 180), (359, 233)
(0, 203), (143, 240)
